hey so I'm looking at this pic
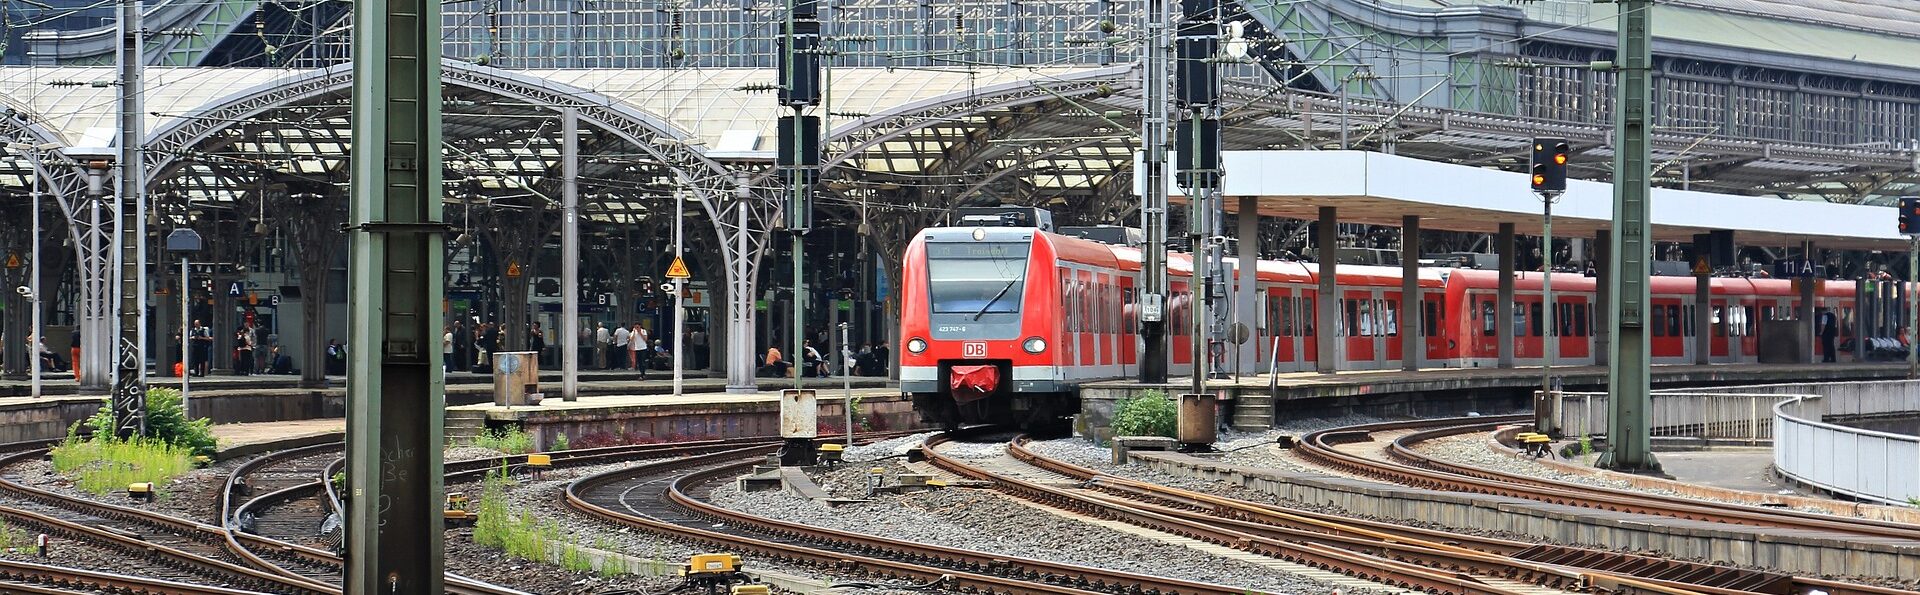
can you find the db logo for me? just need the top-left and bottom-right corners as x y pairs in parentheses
(962, 342), (988, 358)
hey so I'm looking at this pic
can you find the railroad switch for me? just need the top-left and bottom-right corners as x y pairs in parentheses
(127, 482), (154, 503)
(443, 509), (477, 526)
(816, 443), (845, 467)
(679, 553), (753, 595)
(1517, 433), (1553, 458)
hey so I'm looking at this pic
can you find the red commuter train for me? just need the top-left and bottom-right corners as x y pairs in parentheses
(900, 225), (1874, 430)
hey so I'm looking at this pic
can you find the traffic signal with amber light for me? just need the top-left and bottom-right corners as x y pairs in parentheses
(1530, 138), (1569, 192)
(1901, 197), (1920, 235)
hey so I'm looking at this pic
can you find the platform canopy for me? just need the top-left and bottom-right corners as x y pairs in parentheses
(1164, 150), (1912, 251)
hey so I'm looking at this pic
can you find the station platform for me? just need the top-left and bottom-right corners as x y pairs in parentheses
(450, 386), (913, 449)
(211, 419), (345, 460)
(0, 373), (897, 445)
(1079, 362), (1916, 432)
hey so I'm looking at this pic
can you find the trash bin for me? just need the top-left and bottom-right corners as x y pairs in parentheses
(492, 352), (540, 406)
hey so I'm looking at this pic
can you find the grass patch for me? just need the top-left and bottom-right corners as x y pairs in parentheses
(1111, 389), (1176, 438)
(549, 432), (570, 452)
(470, 470), (641, 576)
(473, 427), (535, 455)
(50, 436), (195, 496)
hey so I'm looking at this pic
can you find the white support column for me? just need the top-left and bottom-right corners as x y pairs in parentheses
(1234, 196), (1257, 374)
(560, 109), (580, 401)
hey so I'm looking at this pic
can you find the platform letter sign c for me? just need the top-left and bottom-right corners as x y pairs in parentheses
(963, 342), (987, 358)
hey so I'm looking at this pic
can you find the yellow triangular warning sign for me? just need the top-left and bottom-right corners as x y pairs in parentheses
(1692, 258), (1710, 276)
(3, 253), (19, 269)
(665, 257), (691, 279)
(506, 262), (523, 278)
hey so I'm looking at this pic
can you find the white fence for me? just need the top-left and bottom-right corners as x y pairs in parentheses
(1772, 383), (1920, 505)
(1550, 392), (1786, 443)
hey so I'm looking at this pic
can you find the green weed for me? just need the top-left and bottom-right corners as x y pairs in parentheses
(550, 432), (570, 452)
(74, 388), (216, 456)
(473, 427), (535, 455)
(1111, 390), (1177, 438)
(50, 436), (195, 496)
(470, 472), (633, 576)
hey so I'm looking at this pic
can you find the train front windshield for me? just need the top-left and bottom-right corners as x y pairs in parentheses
(927, 242), (1029, 315)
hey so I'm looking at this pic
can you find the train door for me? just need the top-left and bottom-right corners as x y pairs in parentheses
(1300, 289), (1318, 367)
(1422, 291), (1448, 365)
(1554, 295), (1592, 362)
(1340, 288), (1376, 368)
(1648, 298), (1684, 361)
(1679, 297), (1699, 363)
(1262, 288), (1297, 374)
(1709, 298), (1733, 362)
(1382, 290), (1404, 367)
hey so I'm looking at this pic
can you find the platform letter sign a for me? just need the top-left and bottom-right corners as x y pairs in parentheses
(228, 282), (243, 297)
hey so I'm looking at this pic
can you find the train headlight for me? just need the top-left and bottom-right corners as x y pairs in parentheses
(1022, 337), (1047, 354)
(906, 338), (928, 354)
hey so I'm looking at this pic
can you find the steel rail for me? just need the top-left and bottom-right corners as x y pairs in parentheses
(564, 445), (1153, 595)
(919, 432), (1570, 595)
(0, 557), (276, 595)
(1297, 416), (1920, 542)
(1009, 436), (1910, 595)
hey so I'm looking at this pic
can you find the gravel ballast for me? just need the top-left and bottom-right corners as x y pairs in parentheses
(711, 438), (1388, 595)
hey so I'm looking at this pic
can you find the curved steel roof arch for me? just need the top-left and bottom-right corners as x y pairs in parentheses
(815, 65), (1135, 177)
(141, 60), (740, 201)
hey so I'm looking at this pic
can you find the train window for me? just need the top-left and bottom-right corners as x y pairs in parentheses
(1652, 306), (1667, 337)
(1669, 305), (1683, 337)
(1529, 302), (1543, 338)
(1513, 301), (1528, 337)
(1303, 297), (1315, 336)
(1277, 296), (1292, 337)
(1712, 306), (1725, 337)
(1424, 300), (1438, 338)
(1481, 300), (1496, 336)
(1575, 304), (1589, 337)
(1557, 303), (1570, 338)
(926, 242), (1030, 314)
(1390, 299), (1405, 337)
(1684, 305), (1695, 337)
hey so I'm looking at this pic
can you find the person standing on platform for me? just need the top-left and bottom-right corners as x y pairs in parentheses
(631, 323), (650, 374)
(452, 319), (469, 372)
(232, 327), (255, 376)
(442, 325), (455, 372)
(529, 322), (547, 365)
(593, 322), (610, 370)
(189, 320), (214, 377)
(69, 328), (81, 381)
(689, 326), (709, 370)
(481, 322), (500, 369)
(872, 340), (891, 377)
(1818, 309), (1839, 363)
(612, 323), (630, 370)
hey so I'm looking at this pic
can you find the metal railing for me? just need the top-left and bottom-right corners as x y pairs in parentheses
(1549, 391), (1791, 443)
(1773, 385), (1920, 505)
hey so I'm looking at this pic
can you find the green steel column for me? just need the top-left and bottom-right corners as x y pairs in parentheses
(345, 0), (446, 586)
(1599, 0), (1658, 472)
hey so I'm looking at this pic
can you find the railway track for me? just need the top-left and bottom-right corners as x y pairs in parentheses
(995, 434), (1913, 595)
(1294, 415), (1920, 544)
(229, 434), (914, 594)
(565, 432), (1281, 595)
(0, 557), (277, 594)
(0, 445), (333, 594)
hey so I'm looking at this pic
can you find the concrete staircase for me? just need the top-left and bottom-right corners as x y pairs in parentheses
(444, 409), (488, 444)
(1231, 393), (1274, 431)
